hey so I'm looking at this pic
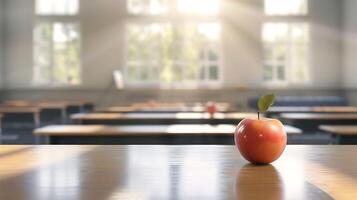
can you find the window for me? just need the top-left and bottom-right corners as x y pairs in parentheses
(36, 0), (79, 15)
(126, 0), (221, 88)
(264, 0), (307, 16)
(127, 0), (168, 15)
(34, 0), (81, 86)
(263, 23), (309, 83)
(177, 0), (219, 15)
(263, 0), (309, 85)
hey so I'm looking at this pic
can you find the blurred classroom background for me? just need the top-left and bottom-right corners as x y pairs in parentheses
(0, 0), (357, 145)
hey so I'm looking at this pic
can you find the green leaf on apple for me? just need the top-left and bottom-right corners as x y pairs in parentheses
(258, 94), (275, 112)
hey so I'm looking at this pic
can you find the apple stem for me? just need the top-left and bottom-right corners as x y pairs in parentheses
(258, 112), (260, 120)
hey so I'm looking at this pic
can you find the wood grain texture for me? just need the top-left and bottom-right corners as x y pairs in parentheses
(319, 125), (357, 136)
(0, 145), (356, 199)
(34, 124), (302, 136)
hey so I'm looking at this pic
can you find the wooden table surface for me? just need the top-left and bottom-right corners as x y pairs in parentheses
(71, 112), (257, 121)
(269, 106), (357, 113)
(280, 113), (357, 120)
(2, 101), (67, 109)
(3, 100), (92, 108)
(0, 145), (356, 199)
(34, 124), (302, 136)
(0, 106), (41, 113)
(319, 125), (357, 136)
(96, 106), (234, 113)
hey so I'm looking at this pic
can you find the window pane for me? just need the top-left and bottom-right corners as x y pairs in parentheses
(262, 23), (309, 84)
(126, 23), (221, 85)
(34, 22), (81, 85)
(277, 65), (285, 81)
(127, 65), (138, 82)
(264, 0), (307, 15)
(177, 0), (219, 15)
(209, 66), (218, 80)
(34, 23), (52, 84)
(263, 65), (273, 81)
(36, 0), (79, 15)
(263, 23), (289, 43)
(127, 0), (168, 15)
(208, 49), (218, 61)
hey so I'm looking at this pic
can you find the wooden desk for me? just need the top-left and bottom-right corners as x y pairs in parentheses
(96, 106), (235, 113)
(34, 124), (302, 144)
(0, 114), (2, 143)
(319, 125), (357, 144)
(1, 103), (66, 125)
(280, 113), (357, 132)
(71, 112), (258, 125)
(0, 145), (356, 199)
(131, 102), (187, 107)
(267, 106), (357, 117)
(0, 107), (41, 144)
(129, 102), (231, 108)
(0, 106), (41, 126)
(3, 100), (84, 121)
(37, 101), (83, 116)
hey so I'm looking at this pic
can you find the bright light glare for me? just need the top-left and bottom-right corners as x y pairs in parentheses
(198, 23), (221, 40)
(265, 0), (307, 15)
(263, 23), (308, 42)
(127, 0), (168, 14)
(36, 0), (79, 15)
(178, 0), (219, 15)
(263, 23), (288, 42)
(53, 24), (68, 43)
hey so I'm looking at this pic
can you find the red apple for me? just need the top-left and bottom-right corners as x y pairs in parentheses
(235, 118), (287, 164)
(206, 101), (217, 115)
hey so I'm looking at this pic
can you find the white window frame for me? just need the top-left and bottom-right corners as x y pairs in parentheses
(262, 0), (310, 87)
(124, 0), (223, 89)
(33, 1), (82, 87)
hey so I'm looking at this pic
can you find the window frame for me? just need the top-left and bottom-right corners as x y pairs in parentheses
(124, 0), (223, 89)
(262, 0), (310, 87)
(33, 0), (82, 87)
(264, 0), (308, 16)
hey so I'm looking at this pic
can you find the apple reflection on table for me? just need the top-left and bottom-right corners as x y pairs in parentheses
(235, 164), (284, 200)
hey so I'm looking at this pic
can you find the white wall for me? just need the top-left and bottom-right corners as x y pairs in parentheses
(309, 0), (342, 88)
(2, 0), (344, 92)
(342, 0), (357, 89)
(81, 0), (126, 89)
(0, 0), (4, 89)
(3, 0), (33, 88)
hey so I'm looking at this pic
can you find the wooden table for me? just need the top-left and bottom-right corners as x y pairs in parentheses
(0, 106), (41, 125)
(319, 125), (357, 144)
(96, 106), (235, 113)
(280, 113), (357, 132)
(0, 145), (356, 199)
(34, 124), (302, 144)
(37, 101), (85, 117)
(71, 112), (258, 125)
(268, 106), (357, 117)
(0, 114), (2, 144)
(1, 103), (67, 125)
(2, 101), (85, 122)
(0, 107), (41, 144)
